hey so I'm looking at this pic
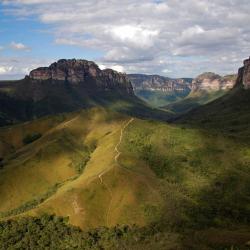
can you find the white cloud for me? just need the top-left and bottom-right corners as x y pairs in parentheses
(97, 63), (124, 73)
(10, 41), (31, 51)
(0, 66), (13, 75)
(108, 25), (159, 48)
(0, 57), (53, 80)
(109, 65), (125, 73)
(2, 0), (250, 77)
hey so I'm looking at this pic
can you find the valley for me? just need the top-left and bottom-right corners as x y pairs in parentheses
(0, 57), (249, 249)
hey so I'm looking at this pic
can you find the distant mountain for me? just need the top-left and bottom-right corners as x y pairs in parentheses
(164, 72), (237, 114)
(190, 72), (236, 92)
(128, 74), (192, 92)
(176, 56), (250, 137)
(0, 59), (170, 126)
(128, 74), (192, 107)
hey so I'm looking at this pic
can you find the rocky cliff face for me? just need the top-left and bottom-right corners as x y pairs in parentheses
(29, 59), (134, 95)
(0, 59), (137, 126)
(236, 57), (250, 89)
(190, 72), (236, 92)
(128, 74), (192, 93)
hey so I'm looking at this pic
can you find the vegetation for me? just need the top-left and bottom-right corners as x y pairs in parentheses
(1, 214), (249, 250)
(22, 132), (42, 145)
(0, 215), (140, 250)
(165, 89), (227, 114)
(0, 98), (250, 249)
(134, 89), (189, 108)
(120, 118), (250, 248)
(176, 88), (250, 141)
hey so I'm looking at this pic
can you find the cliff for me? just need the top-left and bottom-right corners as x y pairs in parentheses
(235, 57), (250, 89)
(128, 74), (192, 93)
(0, 59), (139, 126)
(29, 59), (134, 95)
(190, 72), (236, 92)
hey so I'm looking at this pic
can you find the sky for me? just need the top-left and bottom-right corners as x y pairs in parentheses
(0, 0), (250, 80)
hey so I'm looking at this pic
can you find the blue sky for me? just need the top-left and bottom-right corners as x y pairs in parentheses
(0, 5), (102, 60)
(0, 0), (249, 79)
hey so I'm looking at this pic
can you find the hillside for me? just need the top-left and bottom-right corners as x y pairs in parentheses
(164, 73), (237, 114)
(175, 57), (250, 139)
(0, 106), (250, 249)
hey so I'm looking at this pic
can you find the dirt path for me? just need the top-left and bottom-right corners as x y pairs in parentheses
(72, 196), (84, 215)
(114, 118), (134, 163)
(98, 118), (134, 182)
(98, 118), (134, 226)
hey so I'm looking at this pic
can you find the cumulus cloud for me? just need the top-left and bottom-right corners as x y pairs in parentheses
(2, 0), (250, 77)
(0, 57), (53, 80)
(9, 41), (31, 51)
(0, 66), (13, 74)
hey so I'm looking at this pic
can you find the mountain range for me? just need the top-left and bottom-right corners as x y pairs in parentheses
(128, 72), (236, 108)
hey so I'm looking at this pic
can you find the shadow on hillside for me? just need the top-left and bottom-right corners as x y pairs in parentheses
(180, 164), (250, 249)
(135, 125), (250, 249)
(169, 88), (250, 145)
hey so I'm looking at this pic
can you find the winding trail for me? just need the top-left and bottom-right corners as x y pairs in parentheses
(98, 118), (134, 226)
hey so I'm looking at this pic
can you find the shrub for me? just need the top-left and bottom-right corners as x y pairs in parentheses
(22, 132), (42, 145)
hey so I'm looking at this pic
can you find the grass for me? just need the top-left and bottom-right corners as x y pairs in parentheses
(0, 104), (249, 249)
(176, 87), (250, 141)
(165, 89), (227, 114)
(134, 89), (190, 107)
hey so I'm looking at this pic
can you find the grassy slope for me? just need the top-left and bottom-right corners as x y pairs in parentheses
(0, 78), (172, 126)
(0, 106), (249, 249)
(165, 89), (227, 114)
(176, 87), (250, 140)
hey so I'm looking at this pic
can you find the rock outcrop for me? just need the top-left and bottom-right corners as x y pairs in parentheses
(0, 59), (138, 126)
(30, 59), (134, 95)
(128, 74), (192, 93)
(190, 72), (236, 92)
(236, 57), (250, 89)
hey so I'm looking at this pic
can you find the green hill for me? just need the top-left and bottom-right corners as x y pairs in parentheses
(0, 106), (249, 249)
(175, 86), (250, 140)
(165, 89), (227, 114)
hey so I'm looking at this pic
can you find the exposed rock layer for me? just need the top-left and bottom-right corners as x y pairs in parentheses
(128, 74), (192, 93)
(0, 59), (136, 126)
(190, 72), (236, 92)
(236, 57), (250, 89)
(30, 59), (134, 95)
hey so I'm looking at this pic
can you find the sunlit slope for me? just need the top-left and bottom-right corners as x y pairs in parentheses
(0, 107), (249, 249)
(0, 109), (132, 218)
(0, 108), (162, 229)
(0, 108), (249, 232)
(21, 115), (161, 229)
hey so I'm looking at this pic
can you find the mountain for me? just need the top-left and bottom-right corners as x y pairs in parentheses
(0, 59), (170, 126)
(190, 72), (236, 91)
(128, 74), (192, 107)
(165, 72), (237, 114)
(176, 57), (250, 137)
